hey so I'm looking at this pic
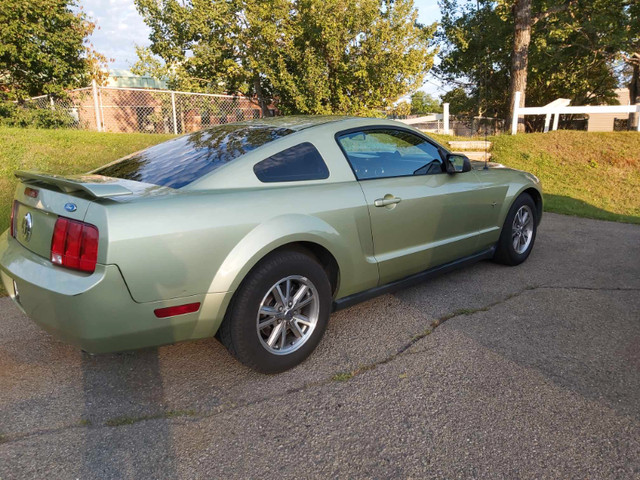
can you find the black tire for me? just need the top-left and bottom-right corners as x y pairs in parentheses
(493, 193), (538, 266)
(218, 250), (332, 374)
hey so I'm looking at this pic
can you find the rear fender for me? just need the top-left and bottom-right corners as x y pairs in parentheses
(208, 214), (352, 296)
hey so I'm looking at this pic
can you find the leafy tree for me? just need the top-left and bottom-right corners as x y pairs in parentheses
(622, 1), (639, 127)
(255, 0), (437, 114)
(440, 87), (476, 115)
(410, 91), (442, 114)
(133, 0), (437, 115)
(0, 0), (104, 100)
(437, 0), (634, 126)
(393, 101), (412, 117)
(134, 0), (268, 109)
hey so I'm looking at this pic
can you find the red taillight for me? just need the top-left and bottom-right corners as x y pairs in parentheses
(10, 200), (18, 237)
(50, 217), (68, 264)
(51, 217), (99, 273)
(154, 303), (201, 318)
(79, 225), (99, 272)
(24, 187), (39, 198)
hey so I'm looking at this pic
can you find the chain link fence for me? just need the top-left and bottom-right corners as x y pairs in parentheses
(396, 113), (506, 136)
(24, 83), (274, 134)
(448, 116), (505, 136)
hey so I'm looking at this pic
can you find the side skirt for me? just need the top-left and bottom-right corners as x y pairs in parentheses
(332, 246), (496, 312)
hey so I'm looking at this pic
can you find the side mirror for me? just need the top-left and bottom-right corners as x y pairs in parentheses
(446, 154), (472, 174)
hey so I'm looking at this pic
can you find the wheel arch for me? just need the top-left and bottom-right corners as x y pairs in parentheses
(522, 187), (543, 225)
(500, 184), (543, 228)
(270, 242), (340, 297)
(207, 214), (346, 298)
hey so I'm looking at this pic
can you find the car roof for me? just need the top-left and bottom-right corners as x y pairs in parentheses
(182, 115), (453, 190)
(227, 115), (356, 131)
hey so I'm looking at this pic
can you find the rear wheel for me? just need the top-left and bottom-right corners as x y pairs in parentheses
(493, 193), (538, 266)
(218, 250), (332, 373)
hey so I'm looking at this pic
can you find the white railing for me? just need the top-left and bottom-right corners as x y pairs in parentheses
(511, 91), (640, 134)
(397, 107), (505, 136)
(399, 113), (445, 125)
(397, 103), (450, 134)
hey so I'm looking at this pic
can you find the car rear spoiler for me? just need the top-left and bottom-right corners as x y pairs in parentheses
(15, 170), (133, 198)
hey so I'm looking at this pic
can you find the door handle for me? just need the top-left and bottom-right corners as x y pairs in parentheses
(374, 196), (402, 207)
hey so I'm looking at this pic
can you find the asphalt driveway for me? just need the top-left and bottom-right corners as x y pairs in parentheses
(1, 213), (639, 479)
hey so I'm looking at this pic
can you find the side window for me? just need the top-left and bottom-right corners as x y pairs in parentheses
(254, 142), (330, 183)
(337, 129), (444, 180)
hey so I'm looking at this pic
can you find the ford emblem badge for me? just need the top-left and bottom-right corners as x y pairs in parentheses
(64, 203), (77, 213)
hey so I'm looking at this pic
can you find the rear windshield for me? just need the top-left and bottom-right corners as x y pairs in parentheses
(93, 124), (294, 188)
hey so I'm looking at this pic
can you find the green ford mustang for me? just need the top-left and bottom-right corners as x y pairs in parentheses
(0, 116), (542, 373)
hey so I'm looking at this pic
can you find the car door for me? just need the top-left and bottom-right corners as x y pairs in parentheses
(336, 127), (481, 285)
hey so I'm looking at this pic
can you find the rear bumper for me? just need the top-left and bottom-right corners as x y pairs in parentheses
(0, 231), (230, 353)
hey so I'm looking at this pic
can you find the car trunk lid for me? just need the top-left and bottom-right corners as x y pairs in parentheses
(15, 170), (134, 198)
(10, 171), (138, 261)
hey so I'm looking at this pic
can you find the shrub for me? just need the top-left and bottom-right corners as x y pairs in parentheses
(0, 100), (76, 129)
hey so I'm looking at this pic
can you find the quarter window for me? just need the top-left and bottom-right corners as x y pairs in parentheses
(254, 142), (329, 183)
(93, 124), (294, 189)
(337, 129), (444, 180)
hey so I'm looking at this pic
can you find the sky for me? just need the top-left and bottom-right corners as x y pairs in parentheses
(81, 0), (444, 96)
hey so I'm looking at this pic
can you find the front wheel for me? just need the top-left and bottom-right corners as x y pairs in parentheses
(218, 250), (332, 373)
(493, 193), (538, 266)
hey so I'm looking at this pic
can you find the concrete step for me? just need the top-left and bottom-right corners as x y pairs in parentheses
(448, 140), (492, 150)
(454, 151), (492, 161)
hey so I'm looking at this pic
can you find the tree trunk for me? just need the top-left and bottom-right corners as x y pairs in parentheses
(507, 0), (532, 133)
(253, 76), (271, 117)
(628, 55), (639, 130)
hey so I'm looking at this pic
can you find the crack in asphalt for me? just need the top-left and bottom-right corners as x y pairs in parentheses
(1, 283), (637, 445)
(539, 286), (640, 292)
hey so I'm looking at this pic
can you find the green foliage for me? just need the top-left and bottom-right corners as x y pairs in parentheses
(440, 87), (475, 115)
(257, 0), (437, 114)
(410, 91), (442, 114)
(133, 0), (437, 115)
(437, 0), (634, 117)
(0, 102), (76, 129)
(393, 101), (413, 117)
(133, 0), (253, 95)
(0, 0), (100, 100)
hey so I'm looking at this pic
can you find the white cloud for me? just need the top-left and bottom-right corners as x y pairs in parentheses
(413, 0), (440, 24)
(79, 0), (151, 69)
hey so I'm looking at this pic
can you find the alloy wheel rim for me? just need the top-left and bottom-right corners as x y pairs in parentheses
(256, 275), (319, 355)
(512, 205), (534, 254)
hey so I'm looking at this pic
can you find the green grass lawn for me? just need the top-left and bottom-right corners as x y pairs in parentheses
(0, 127), (173, 296)
(1, 127), (638, 230)
(0, 127), (638, 296)
(430, 130), (640, 224)
(0, 127), (174, 233)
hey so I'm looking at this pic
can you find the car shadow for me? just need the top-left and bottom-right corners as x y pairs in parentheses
(80, 349), (178, 478)
(544, 194), (640, 224)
